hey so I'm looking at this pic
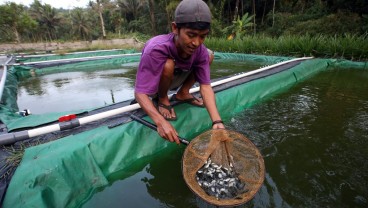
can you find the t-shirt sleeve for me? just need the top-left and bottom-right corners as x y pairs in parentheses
(193, 46), (211, 85)
(135, 50), (167, 94)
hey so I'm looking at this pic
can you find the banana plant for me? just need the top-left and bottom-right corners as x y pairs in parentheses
(224, 13), (254, 40)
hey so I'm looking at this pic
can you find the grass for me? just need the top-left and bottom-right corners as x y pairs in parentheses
(205, 34), (368, 61)
(0, 140), (49, 181)
(5, 34), (367, 61)
(1, 145), (26, 180)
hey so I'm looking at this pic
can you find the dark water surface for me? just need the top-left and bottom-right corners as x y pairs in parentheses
(83, 67), (368, 208)
(17, 61), (262, 114)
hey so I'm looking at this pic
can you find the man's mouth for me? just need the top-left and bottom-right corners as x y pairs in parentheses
(187, 47), (196, 53)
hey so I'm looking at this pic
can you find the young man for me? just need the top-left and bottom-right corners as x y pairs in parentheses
(134, 0), (225, 144)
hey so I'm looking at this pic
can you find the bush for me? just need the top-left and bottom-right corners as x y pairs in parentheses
(261, 11), (365, 37)
(285, 12), (363, 36)
(205, 34), (368, 61)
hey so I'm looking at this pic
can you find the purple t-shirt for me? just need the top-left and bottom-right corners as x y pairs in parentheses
(135, 33), (211, 95)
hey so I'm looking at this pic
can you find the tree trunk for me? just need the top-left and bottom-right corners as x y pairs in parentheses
(148, 0), (157, 36)
(272, 0), (276, 27)
(219, 0), (226, 21)
(47, 29), (52, 42)
(12, 26), (21, 43)
(261, 0), (267, 25)
(233, 0), (240, 21)
(164, 0), (171, 32)
(97, 0), (106, 39)
(253, 0), (256, 34)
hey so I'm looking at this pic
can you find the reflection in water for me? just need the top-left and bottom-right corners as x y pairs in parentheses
(83, 68), (368, 207)
(53, 78), (71, 88)
(17, 68), (136, 114)
(84, 165), (163, 208)
(16, 60), (263, 114)
(18, 75), (45, 96)
(110, 89), (115, 104)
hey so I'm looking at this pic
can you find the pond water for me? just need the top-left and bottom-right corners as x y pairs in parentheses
(16, 60), (264, 114)
(83, 67), (368, 207)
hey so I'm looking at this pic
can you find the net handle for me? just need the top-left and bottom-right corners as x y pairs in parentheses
(130, 114), (190, 145)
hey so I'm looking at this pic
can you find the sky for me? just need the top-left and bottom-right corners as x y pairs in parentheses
(0, 0), (89, 9)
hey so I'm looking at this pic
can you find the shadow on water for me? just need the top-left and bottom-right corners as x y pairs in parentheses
(83, 67), (368, 207)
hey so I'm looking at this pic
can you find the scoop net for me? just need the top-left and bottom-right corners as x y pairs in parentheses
(182, 129), (265, 206)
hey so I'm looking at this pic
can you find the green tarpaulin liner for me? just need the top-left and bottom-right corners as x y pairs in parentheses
(2, 53), (367, 208)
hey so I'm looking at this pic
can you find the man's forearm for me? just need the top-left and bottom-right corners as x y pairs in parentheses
(134, 92), (164, 124)
(200, 84), (222, 122)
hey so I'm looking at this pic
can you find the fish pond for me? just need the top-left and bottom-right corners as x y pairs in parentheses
(17, 60), (264, 114)
(81, 67), (368, 207)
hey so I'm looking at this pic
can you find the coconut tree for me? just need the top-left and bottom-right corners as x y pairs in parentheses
(0, 3), (36, 42)
(29, 0), (61, 41)
(97, 0), (107, 38)
(117, 0), (146, 22)
(88, 0), (112, 39)
(71, 8), (91, 40)
(110, 6), (125, 37)
(116, 0), (148, 33)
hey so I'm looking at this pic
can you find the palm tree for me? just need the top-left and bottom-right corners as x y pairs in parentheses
(116, 0), (147, 33)
(0, 3), (35, 42)
(98, 0), (107, 39)
(117, 0), (146, 22)
(71, 8), (91, 40)
(88, 0), (109, 39)
(29, 0), (61, 41)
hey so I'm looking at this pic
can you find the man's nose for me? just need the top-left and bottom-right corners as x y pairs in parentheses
(192, 37), (200, 46)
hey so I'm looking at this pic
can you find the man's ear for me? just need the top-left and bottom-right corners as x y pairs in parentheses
(171, 22), (178, 35)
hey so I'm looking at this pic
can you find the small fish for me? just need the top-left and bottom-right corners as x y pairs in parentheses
(196, 157), (248, 199)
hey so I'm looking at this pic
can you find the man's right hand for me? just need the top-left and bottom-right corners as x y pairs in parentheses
(156, 119), (180, 144)
(135, 92), (181, 144)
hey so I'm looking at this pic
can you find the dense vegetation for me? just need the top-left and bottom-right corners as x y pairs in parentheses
(0, 0), (367, 60)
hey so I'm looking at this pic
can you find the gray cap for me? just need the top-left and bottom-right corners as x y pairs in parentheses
(175, 0), (211, 24)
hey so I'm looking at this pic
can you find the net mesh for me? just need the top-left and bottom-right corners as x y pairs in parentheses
(182, 129), (265, 206)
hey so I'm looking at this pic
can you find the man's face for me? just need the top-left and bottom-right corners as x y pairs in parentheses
(172, 23), (209, 59)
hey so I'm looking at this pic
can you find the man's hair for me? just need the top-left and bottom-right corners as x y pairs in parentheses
(176, 22), (211, 30)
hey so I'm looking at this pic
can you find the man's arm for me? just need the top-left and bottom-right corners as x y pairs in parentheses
(134, 92), (180, 144)
(200, 84), (225, 129)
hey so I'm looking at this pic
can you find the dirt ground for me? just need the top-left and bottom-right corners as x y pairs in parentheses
(0, 38), (144, 54)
